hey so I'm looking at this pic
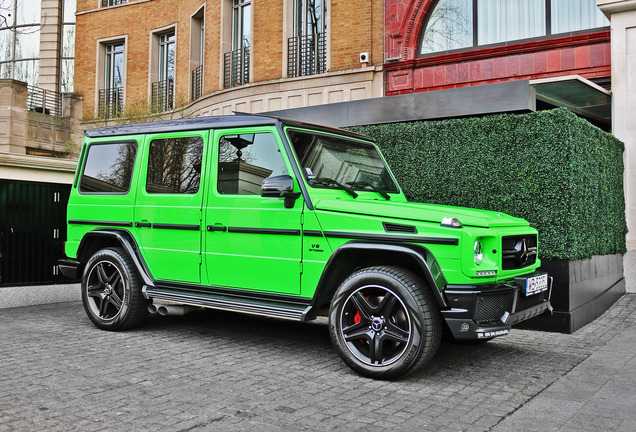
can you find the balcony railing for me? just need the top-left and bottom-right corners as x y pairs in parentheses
(151, 78), (174, 112)
(288, 33), (326, 78)
(191, 65), (203, 101)
(224, 47), (250, 89)
(27, 86), (63, 117)
(98, 87), (124, 118)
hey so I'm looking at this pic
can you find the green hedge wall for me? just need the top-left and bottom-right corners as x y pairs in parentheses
(349, 108), (626, 260)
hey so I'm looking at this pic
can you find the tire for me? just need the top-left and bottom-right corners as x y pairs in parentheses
(81, 247), (148, 331)
(329, 266), (442, 380)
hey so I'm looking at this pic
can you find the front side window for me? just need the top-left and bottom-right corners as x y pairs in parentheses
(80, 142), (137, 193)
(419, 0), (609, 56)
(288, 0), (327, 77)
(217, 132), (286, 195)
(146, 136), (203, 194)
(288, 130), (399, 194)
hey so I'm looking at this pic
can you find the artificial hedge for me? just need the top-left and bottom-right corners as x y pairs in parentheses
(349, 108), (626, 261)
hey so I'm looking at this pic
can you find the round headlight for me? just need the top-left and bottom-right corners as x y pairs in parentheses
(474, 240), (483, 265)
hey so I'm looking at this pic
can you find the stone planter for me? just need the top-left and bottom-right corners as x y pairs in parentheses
(518, 254), (625, 333)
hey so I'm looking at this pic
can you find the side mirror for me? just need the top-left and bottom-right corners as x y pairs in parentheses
(261, 175), (301, 208)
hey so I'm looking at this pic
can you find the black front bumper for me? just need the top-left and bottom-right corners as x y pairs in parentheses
(441, 273), (553, 340)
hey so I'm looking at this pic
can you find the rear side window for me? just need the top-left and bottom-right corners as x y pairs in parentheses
(146, 136), (203, 194)
(79, 142), (137, 193)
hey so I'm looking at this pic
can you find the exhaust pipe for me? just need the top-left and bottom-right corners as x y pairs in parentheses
(148, 303), (200, 316)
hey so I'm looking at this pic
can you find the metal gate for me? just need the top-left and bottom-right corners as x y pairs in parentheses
(0, 180), (72, 286)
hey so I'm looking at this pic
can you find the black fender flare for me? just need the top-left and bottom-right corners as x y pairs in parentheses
(76, 229), (155, 287)
(302, 242), (448, 321)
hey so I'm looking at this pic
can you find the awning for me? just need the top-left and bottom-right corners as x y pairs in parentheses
(530, 75), (611, 126)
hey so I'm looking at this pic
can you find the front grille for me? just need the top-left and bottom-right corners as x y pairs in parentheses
(502, 234), (537, 270)
(475, 292), (514, 324)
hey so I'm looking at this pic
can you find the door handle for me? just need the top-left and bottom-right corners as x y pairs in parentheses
(135, 222), (152, 228)
(206, 225), (227, 232)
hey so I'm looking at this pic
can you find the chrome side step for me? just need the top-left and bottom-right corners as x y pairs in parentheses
(143, 285), (310, 321)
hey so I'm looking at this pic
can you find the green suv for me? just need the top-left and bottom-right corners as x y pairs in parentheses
(59, 115), (552, 379)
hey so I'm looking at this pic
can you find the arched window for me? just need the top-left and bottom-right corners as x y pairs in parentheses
(419, 0), (609, 56)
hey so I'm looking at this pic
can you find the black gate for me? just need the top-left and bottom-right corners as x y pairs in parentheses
(0, 180), (72, 286)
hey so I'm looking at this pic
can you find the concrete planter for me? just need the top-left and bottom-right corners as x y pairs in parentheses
(518, 254), (625, 333)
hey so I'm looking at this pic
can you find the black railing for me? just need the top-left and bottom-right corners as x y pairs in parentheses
(101, 0), (126, 6)
(98, 87), (124, 118)
(151, 78), (174, 112)
(27, 86), (63, 117)
(224, 47), (250, 88)
(288, 33), (326, 78)
(191, 65), (203, 101)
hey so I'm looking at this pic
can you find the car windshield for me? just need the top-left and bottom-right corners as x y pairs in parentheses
(287, 129), (399, 194)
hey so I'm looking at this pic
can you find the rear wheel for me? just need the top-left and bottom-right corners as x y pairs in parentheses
(81, 248), (148, 331)
(329, 266), (442, 379)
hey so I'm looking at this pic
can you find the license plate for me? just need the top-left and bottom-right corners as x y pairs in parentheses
(524, 273), (548, 296)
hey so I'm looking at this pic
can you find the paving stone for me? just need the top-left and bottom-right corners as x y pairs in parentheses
(0, 295), (635, 431)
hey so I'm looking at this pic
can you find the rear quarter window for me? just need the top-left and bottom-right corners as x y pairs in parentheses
(79, 141), (137, 193)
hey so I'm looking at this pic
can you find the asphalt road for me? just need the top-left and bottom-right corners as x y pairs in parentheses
(1, 294), (635, 431)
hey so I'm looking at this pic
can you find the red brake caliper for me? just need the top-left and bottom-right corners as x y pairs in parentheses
(353, 296), (370, 344)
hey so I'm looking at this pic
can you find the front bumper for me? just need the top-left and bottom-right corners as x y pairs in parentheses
(441, 272), (553, 340)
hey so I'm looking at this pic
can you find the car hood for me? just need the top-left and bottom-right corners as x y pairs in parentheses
(313, 199), (529, 229)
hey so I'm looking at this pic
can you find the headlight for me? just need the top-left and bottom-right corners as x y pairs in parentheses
(474, 240), (483, 265)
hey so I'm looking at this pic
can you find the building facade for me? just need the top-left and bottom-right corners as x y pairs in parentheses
(74, 0), (385, 120)
(384, 0), (611, 96)
(1, 0), (81, 302)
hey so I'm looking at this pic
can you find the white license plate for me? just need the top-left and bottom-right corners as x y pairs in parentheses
(524, 273), (548, 296)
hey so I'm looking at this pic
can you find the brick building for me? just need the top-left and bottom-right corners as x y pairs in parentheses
(74, 0), (384, 119)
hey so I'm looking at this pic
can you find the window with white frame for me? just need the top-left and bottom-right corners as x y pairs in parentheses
(224, 0), (250, 88)
(152, 31), (175, 112)
(288, 0), (327, 78)
(190, 8), (204, 101)
(98, 41), (125, 118)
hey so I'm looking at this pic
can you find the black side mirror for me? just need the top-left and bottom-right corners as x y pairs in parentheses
(261, 175), (301, 208)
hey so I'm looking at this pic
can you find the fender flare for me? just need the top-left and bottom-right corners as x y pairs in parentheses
(303, 242), (448, 321)
(77, 229), (155, 287)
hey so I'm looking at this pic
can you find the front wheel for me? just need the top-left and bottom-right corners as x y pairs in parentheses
(81, 247), (148, 331)
(329, 266), (442, 380)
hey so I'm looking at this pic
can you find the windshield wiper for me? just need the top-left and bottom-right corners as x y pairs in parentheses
(347, 181), (391, 200)
(310, 177), (358, 198)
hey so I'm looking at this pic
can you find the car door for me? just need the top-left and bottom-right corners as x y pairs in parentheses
(133, 131), (207, 284)
(203, 127), (303, 295)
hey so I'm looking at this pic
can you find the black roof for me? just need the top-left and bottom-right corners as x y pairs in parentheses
(83, 113), (372, 141)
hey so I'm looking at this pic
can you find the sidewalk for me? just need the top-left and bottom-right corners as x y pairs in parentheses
(494, 298), (636, 432)
(0, 293), (634, 431)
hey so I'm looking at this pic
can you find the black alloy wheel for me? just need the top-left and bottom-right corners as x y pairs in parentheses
(81, 248), (148, 331)
(329, 266), (441, 379)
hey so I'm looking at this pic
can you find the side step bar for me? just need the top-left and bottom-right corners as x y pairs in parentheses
(143, 286), (311, 321)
